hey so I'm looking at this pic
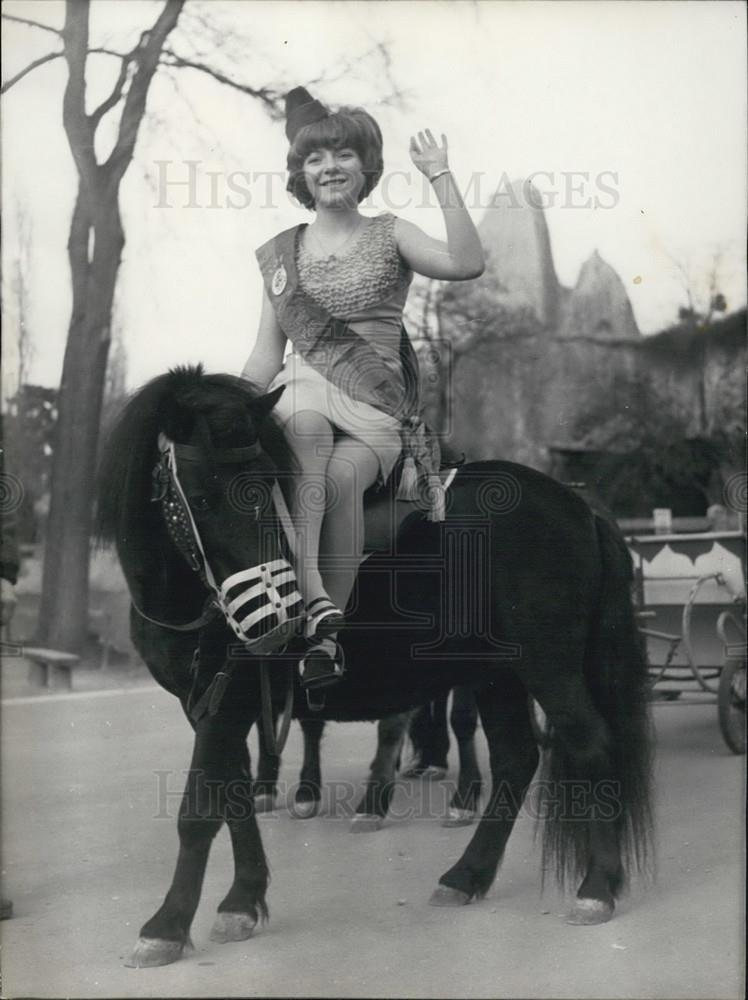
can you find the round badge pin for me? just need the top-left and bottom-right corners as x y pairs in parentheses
(271, 264), (287, 296)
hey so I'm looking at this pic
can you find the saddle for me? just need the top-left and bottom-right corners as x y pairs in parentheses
(361, 446), (464, 554)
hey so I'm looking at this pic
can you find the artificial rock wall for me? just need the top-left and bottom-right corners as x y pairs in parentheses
(434, 180), (745, 471)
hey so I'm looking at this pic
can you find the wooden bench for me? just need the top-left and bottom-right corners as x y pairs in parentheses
(22, 647), (80, 691)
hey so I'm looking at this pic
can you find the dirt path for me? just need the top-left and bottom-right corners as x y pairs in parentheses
(1, 687), (744, 998)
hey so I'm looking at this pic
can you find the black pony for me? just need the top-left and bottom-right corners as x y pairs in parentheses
(97, 366), (653, 968)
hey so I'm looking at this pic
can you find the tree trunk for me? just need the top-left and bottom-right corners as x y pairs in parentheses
(35, 0), (184, 652)
(38, 183), (124, 651)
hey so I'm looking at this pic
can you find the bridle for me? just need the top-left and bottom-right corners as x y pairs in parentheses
(149, 432), (299, 621)
(141, 429), (300, 753)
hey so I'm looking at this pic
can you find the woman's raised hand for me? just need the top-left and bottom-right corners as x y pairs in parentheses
(409, 129), (449, 180)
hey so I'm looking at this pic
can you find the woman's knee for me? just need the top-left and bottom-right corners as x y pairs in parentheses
(327, 449), (378, 502)
(284, 410), (333, 463)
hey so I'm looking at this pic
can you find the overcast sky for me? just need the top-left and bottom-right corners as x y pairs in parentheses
(2, 0), (746, 393)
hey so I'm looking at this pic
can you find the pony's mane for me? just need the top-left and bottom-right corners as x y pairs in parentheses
(96, 364), (294, 544)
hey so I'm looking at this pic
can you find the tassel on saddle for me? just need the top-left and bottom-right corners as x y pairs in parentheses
(396, 456), (419, 501)
(396, 415), (446, 521)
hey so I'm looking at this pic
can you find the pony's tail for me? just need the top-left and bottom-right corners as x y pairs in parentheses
(541, 514), (655, 893)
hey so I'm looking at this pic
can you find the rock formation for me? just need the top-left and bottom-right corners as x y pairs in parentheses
(560, 250), (640, 341)
(427, 179), (745, 497)
(478, 178), (560, 327)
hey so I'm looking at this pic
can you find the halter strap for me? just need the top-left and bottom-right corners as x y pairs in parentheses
(173, 441), (263, 464)
(271, 480), (297, 559)
(159, 435), (221, 594)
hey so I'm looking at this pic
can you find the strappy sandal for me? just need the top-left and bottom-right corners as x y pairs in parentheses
(304, 596), (346, 640)
(299, 637), (345, 690)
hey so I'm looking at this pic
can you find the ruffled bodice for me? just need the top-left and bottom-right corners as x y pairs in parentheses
(298, 213), (411, 316)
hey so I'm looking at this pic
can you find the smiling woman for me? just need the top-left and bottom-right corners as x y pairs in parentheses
(285, 92), (384, 212)
(241, 86), (485, 690)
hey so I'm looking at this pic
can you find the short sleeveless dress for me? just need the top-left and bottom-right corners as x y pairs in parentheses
(267, 213), (413, 485)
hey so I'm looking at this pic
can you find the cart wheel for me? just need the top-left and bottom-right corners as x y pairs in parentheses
(682, 575), (722, 694)
(718, 659), (746, 755)
(529, 698), (552, 749)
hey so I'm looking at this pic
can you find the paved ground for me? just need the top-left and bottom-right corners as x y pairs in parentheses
(0, 684), (744, 999)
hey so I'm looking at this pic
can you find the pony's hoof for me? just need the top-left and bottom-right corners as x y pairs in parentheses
(428, 886), (471, 907)
(421, 765), (447, 781)
(350, 813), (384, 833)
(401, 763), (446, 780)
(566, 898), (615, 925)
(441, 807), (476, 828)
(291, 798), (320, 820)
(210, 911), (257, 943)
(124, 935), (194, 968)
(253, 793), (277, 814)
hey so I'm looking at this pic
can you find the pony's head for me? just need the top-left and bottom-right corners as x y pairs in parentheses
(97, 365), (303, 654)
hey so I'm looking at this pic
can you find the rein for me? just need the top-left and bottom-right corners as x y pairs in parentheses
(260, 659), (295, 757)
(131, 599), (218, 634)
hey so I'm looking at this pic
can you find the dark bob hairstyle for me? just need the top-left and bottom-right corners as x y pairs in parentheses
(286, 106), (384, 210)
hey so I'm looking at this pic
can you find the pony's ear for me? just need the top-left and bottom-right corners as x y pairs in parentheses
(250, 385), (285, 419)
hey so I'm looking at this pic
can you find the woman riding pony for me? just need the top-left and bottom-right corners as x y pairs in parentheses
(242, 87), (484, 689)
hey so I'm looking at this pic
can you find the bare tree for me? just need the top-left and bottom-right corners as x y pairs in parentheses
(667, 247), (729, 435)
(670, 247), (728, 329)
(8, 199), (35, 395)
(1, 199), (34, 409)
(2, 0), (401, 650)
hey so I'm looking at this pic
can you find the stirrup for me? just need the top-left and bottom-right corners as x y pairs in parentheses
(300, 638), (345, 691)
(304, 596), (346, 640)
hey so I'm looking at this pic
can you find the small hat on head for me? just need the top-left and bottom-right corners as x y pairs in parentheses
(285, 87), (330, 142)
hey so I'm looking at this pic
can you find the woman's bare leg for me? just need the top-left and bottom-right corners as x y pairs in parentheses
(319, 436), (380, 615)
(281, 410), (335, 606)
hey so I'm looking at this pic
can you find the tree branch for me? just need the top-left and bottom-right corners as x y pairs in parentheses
(89, 50), (132, 126)
(160, 64), (239, 166)
(1, 50), (63, 93)
(104, 0), (185, 183)
(2, 44), (135, 96)
(1, 12), (63, 37)
(158, 48), (283, 117)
